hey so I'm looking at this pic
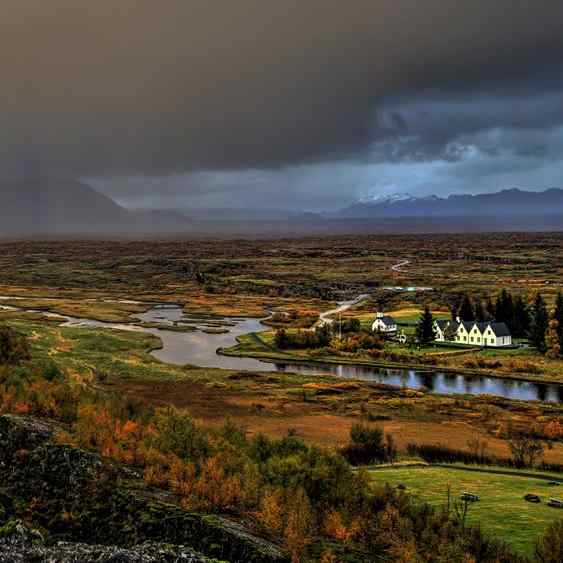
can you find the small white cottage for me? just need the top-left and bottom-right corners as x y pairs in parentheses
(372, 313), (397, 334)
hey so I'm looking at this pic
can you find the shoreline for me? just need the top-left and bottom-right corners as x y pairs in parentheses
(219, 332), (563, 388)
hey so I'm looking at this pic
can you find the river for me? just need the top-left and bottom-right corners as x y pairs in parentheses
(48, 304), (563, 403)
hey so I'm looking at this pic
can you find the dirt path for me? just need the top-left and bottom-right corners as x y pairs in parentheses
(318, 293), (370, 326)
(391, 259), (410, 272)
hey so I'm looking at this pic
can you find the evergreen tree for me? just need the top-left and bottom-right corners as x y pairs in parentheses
(513, 295), (530, 338)
(458, 294), (474, 322)
(474, 300), (486, 322)
(495, 289), (515, 331)
(485, 296), (495, 321)
(530, 293), (549, 353)
(450, 304), (458, 322)
(416, 306), (435, 344)
(553, 291), (563, 350)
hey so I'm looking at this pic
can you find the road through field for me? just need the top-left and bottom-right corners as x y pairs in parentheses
(391, 259), (410, 272)
(318, 293), (370, 326)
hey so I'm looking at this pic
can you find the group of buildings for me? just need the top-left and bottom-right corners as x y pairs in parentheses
(371, 312), (512, 347)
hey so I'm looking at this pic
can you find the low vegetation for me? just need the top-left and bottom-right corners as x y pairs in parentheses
(1, 235), (563, 560)
(368, 465), (563, 557)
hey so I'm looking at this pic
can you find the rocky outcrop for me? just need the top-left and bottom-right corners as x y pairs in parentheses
(0, 519), (217, 562)
(0, 415), (288, 563)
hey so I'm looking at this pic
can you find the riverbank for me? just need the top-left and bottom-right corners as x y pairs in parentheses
(220, 331), (563, 388)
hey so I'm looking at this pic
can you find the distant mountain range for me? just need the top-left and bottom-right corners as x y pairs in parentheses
(2, 180), (563, 236)
(0, 178), (190, 234)
(334, 188), (563, 218)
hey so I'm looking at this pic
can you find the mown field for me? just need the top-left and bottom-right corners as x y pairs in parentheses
(369, 465), (563, 556)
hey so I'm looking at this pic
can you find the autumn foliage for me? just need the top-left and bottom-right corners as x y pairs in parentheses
(0, 346), (535, 562)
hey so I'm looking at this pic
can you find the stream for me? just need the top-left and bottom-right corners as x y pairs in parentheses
(43, 303), (563, 403)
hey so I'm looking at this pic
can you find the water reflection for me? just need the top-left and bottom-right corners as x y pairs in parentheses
(43, 304), (563, 404)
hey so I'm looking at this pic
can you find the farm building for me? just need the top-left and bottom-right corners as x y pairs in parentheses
(434, 319), (512, 347)
(372, 313), (397, 334)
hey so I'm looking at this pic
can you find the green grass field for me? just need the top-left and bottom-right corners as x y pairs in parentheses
(370, 465), (563, 556)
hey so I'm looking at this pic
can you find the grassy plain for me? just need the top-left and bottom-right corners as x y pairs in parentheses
(369, 465), (563, 555)
(2, 234), (562, 379)
(1, 234), (563, 447)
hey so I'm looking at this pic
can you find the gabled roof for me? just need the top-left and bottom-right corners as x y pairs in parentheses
(488, 322), (511, 337)
(459, 321), (511, 337)
(458, 321), (474, 332)
(374, 315), (395, 326)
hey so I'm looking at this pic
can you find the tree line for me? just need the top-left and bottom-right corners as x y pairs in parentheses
(418, 290), (563, 355)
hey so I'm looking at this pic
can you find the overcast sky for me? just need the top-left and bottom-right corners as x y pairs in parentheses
(4, 1), (563, 211)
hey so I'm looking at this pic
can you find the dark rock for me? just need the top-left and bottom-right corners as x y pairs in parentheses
(0, 415), (289, 563)
(0, 415), (56, 465)
(0, 535), (218, 562)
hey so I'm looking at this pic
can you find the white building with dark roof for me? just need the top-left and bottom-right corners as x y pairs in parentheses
(434, 319), (512, 347)
(371, 313), (397, 334)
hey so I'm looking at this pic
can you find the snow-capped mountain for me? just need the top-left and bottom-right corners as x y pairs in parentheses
(335, 188), (563, 218)
(356, 192), (417, 205)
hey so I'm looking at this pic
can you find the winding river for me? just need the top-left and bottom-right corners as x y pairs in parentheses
(47, 303), (563, 404)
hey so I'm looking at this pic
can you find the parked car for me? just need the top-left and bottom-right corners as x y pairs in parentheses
(547, 498), (563, 508)
(524, 494), (541, 503)
(460, 492), (479, 502)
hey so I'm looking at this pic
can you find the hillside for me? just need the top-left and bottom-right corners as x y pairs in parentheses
(0, 179), (190, 234)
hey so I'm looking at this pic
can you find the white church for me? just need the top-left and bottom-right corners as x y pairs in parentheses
(371, 312), (397, 334)
(434, 318), (512, 347)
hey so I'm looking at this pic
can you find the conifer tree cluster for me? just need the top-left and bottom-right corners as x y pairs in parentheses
(455, 290), (563, 356)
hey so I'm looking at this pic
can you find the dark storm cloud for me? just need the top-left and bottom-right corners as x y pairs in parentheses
(3, 1), (563, 177)
(370, 67), (563, 163)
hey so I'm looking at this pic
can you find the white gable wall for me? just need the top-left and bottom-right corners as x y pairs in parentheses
(372, 319), (396, 333)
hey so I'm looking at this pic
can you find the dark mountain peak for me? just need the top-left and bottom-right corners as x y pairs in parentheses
(0, 178), (190, 235)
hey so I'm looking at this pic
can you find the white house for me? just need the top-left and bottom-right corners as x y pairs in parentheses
(434, 318), (512, 347)
(372, 313), (397, 334)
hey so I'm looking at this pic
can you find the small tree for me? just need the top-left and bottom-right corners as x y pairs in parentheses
(507, 428), (544, 468)
(284, 487), (313, 563)
(467, 435), (489, 463)
(274, 328), (288, 349)
(315, 324), (332, 346)
(458, 294), (474, 322)
(545, 318), (561, 359)
(530, 293), (549, 353)
(342, 423), (386, 465)
(416, 306), (435, 345)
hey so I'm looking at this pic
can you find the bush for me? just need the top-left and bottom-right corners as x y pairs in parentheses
(0, 326), (30, 365)
(41, 360), (62, 381)
(274, 326), (331, 350)
(407, 442), (497, 465)
(534, 519), (563, 563)
(338, 332), (384, 353)
(341, 423), (392, 465)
